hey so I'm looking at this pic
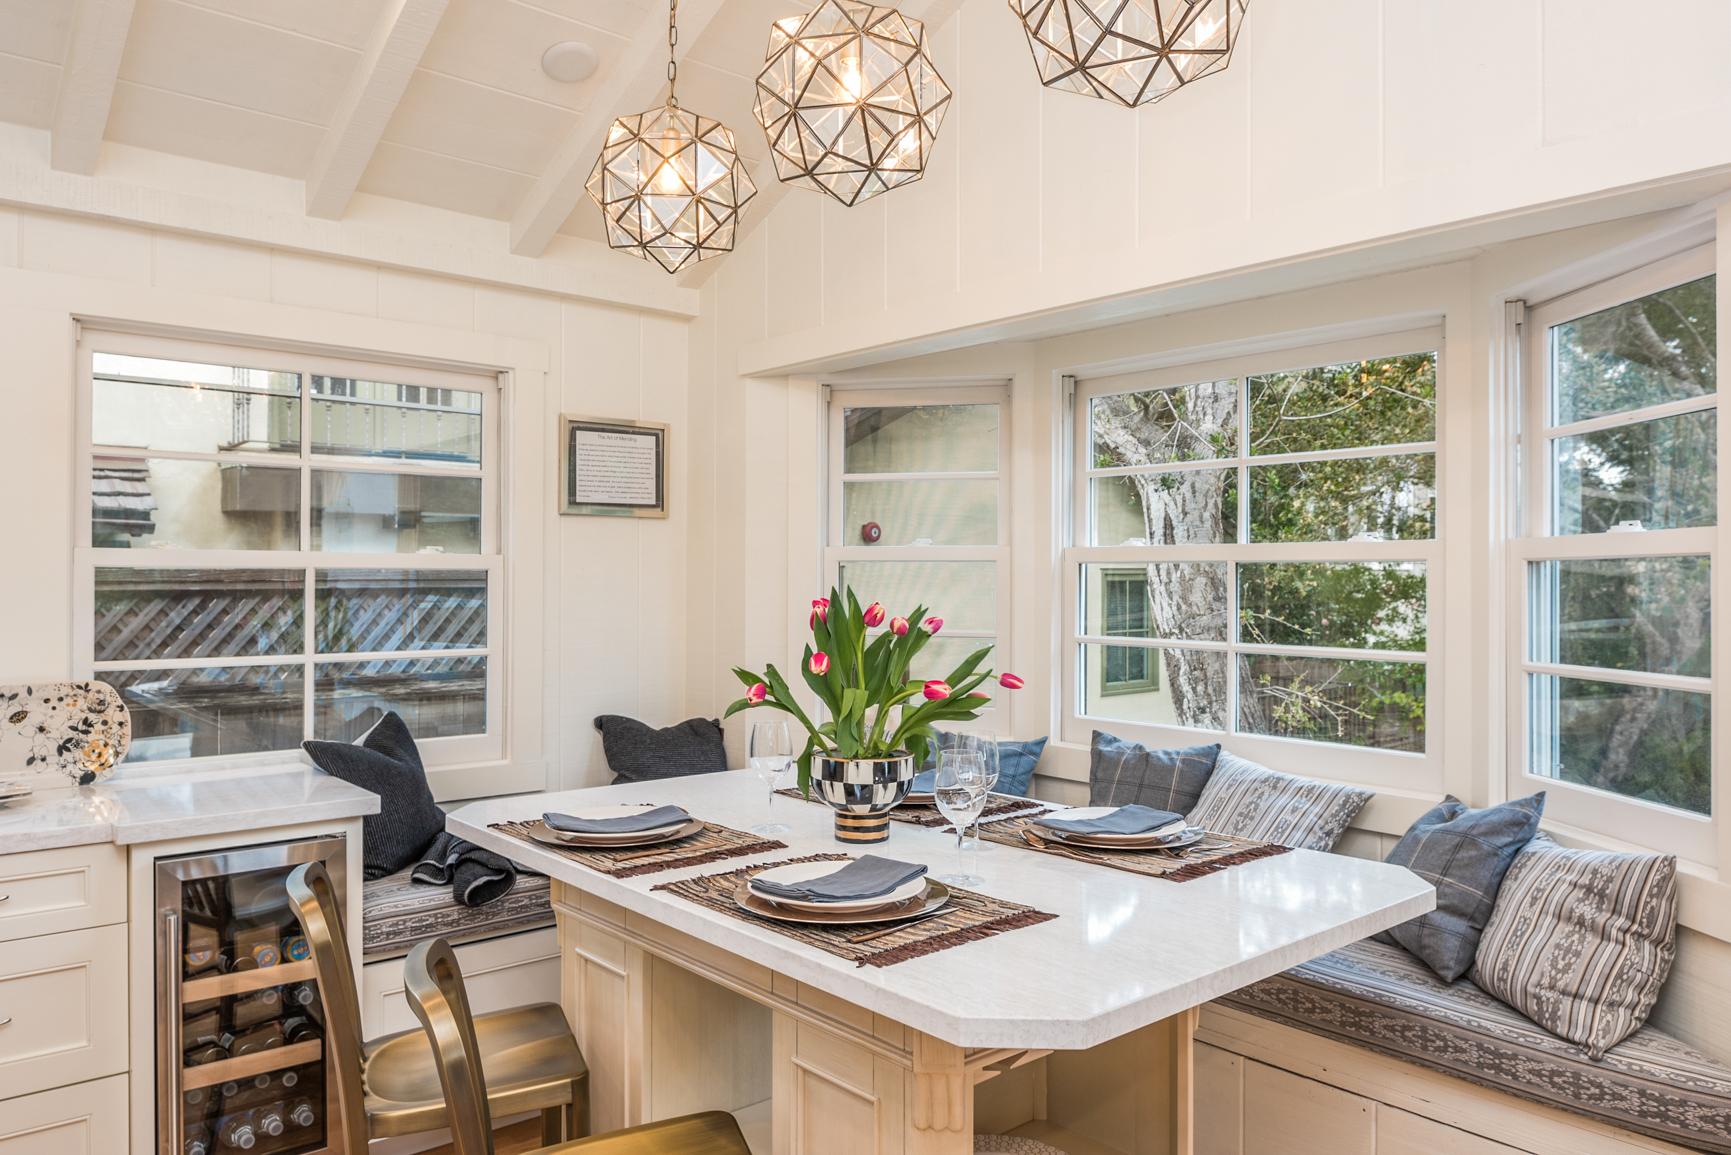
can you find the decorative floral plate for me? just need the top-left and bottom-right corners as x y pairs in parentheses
(0, 681), (132, 785)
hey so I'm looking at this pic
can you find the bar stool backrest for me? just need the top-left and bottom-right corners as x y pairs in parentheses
(284, 861), (371, 1155)
(405, 938), (498, 1155)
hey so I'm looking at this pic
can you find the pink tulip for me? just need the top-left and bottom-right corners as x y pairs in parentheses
(889, 616), (910, 636)
(863, 602), (886, 628)
(923, 679), (951, 701)
(998, 672), (1025, 690)
(809, 652), (831, 676)
(921, 616), (943, 635)
(746, 682), (768, 704)
(810, 597), (830, 628)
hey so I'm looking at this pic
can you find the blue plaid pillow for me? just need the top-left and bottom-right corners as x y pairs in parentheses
(923, 730), (1048, 796)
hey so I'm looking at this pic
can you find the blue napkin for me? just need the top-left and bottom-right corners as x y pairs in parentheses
(543, 805), (691, 834)
(909, 770), (936, 793)
(750, 855), (928, 903)
(1034, 804), (1185, 837)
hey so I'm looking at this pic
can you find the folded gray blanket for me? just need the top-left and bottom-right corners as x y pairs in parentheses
(750, 855), (928, 903)
(411, 831), (517, 908)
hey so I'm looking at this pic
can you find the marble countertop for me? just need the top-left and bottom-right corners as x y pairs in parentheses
(448, 771), (1435, 1051)
(0, 762), (380, 852)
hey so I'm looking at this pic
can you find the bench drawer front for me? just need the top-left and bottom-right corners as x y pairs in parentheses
(0, 1073), (129, 1155)
(0, 924), (128, 1100)
(0, 845), (126, 943)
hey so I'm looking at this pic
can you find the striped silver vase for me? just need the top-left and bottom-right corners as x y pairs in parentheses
(810, 752), (917, 844)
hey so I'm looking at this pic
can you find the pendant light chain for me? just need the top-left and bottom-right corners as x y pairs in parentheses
(666, 0), (679, 108)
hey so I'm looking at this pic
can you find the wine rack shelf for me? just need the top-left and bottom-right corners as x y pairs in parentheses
(183, 959), (317, 1002)
(183, 1039), (324, 1091)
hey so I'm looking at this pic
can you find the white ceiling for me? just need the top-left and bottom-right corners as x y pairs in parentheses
(0, 0), (826, 245)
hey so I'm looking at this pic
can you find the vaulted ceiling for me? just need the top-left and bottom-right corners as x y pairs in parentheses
(0, 0), (893, 259)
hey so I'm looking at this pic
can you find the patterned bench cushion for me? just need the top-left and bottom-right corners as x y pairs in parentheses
(1221, 938), (1731, 1153)
(362, 867), (554, 961)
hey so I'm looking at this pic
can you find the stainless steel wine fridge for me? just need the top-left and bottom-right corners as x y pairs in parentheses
(156, 835), (348, 1155)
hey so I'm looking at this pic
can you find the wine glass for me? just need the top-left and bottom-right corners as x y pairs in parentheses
(748, 719), (793, 835)
(948, 734), (1000, 852)
(932, 750), (989, 887)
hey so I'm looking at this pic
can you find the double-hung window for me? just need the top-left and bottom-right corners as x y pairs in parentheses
(76, 331), (504, 769)
(1066, 330), (1441, 785)
(825, 386), (1009, 726)
(1512, 246), (1718, 862)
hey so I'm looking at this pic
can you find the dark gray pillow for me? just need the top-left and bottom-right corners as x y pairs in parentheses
(1088, 731), (1221, 813)
(595, 715), (728, 783)
(1380, 791), (1546, 982)
(303, 712), (445, 881)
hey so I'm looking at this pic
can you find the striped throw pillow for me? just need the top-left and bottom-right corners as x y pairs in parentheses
(1185, 751), (1372, 851)
(1471, 834), (1679, 1059)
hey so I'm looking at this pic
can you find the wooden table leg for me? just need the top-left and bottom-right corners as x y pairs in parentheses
(1171, 1006), (1199, 1155)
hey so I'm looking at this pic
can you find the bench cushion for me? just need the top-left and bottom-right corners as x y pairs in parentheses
(362, 868), (554, 961)
(1221, 938), (1731, 1153)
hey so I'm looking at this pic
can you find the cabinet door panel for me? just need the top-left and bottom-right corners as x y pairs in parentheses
(0, 1074), (129, 1155)
(0, 845), (126, 943)
(0, 924), (127, 1100)
(1242, 1061), (1372, 1155)
(1195, 1042), (1243, 1155)
(1378, 1106), (1527, 1155)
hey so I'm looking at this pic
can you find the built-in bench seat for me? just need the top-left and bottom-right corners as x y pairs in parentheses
(1219, 938), (1731, 1154)
(361, 867), (555, 962)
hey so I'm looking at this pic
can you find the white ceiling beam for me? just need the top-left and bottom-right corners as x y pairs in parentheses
(509, 0), (729, 258)
(305, 0), (451, 219)
(51, 0), (138, 174)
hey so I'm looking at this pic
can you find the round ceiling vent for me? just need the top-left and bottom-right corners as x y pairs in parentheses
(541, 41), (599, 83)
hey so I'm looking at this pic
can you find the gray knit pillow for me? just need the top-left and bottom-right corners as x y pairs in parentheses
(1472, 833), (1678, 1059)
(1186, 751), (1372, 851)
(1089, 731), (1220, 814)
(594, 715), (728, 784)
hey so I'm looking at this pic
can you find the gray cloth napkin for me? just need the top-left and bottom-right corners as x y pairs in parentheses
(1035, 804), (1185, 836)
(543, 804), (690, 834)
(750, 855), (928, 903)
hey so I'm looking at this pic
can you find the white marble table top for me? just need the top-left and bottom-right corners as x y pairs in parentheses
(448, 770), (1434, 1051)
(0, 762), (380, 852)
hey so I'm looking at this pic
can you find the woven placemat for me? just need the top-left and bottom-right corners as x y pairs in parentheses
(489, 820), (788, 879)
(774, 788), (1050, 829)
(652, 854), (1057, 968)
(977, 817), (1293, 883)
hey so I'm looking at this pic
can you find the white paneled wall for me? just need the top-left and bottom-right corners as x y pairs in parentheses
(0, 208), (690, 796)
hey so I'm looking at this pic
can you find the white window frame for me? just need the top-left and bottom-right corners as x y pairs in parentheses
(1508, 244), (1719, 865)
(72, 328), (506, 770)
(1063, 327), (1446, 790)
(823, 383), (1012, 734)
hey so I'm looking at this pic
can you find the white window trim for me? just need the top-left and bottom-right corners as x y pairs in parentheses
(1063, 326), (1446, 791)
(822, 383), (1013, 735)
(1507, 244), (1719, 866)
(73, 327), (506, 771)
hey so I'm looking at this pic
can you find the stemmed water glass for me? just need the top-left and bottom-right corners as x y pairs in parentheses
(748, 719), (793, 836)
(932, 750), (989, 887)
(948, 734), (1000, 852)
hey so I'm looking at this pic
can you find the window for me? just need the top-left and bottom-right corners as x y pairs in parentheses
(1513, 246), (1717, 861)
(77, 332), (503, 768)
(1066, 330), (1441, 782)
(825, 386), (1009, 726)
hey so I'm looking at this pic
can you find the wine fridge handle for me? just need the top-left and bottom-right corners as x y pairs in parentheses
(160, 908), (182, 1155)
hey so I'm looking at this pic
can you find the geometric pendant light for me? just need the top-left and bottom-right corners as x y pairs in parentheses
(1009, 0), (1249, 108)
(753, 0), (952, 208)
(587, 0), (758, 273)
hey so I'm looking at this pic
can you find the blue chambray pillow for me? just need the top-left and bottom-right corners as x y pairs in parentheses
(922, 730), (1049, 796)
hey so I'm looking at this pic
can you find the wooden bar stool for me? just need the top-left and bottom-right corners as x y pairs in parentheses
(285, 862), (589, 1152)
(405, 937), (753, 1155)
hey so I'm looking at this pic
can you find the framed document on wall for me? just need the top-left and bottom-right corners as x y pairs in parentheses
(560, 415), (669, 518)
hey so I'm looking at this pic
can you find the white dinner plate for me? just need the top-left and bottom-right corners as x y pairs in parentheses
(747, 859), (931, 913)
(1036, 807), (1201, 847)
(733, 879), (952, 926)
(528, 808), (698, 847)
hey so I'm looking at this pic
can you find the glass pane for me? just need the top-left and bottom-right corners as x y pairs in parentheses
(1553, 410), (1716, 534)
(1238, 562), (1427, 651)
(837, 561), (995, 634)
(311, 470), (482, 554)
(1082, 563), (1229, 642)
(1529, 674), (1709, 815)
(95, 569), (303, 662)
(841, 404), (997, 473)
(313, 655), (486, 741)
(310, 375), (483, 466)
(1089, 470), (1238, 546)
(1529, 556), (1710, 677)
(908, 635), (999, 686)
(1238, 654), (1425, 752)
(111, 664), (304, 762)
(315, 570), (487, 654)
(93, 352), (300, 455)
(1249, 454), (1436, 542)
(1090, 379), (1237, 467)
(1552, 274), (1716, 424)
(843, 479), (997, 546)
(92, 458), (299, 550)
(1248, 352), (1437, 455)
(1081, 644), (1228, 731)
